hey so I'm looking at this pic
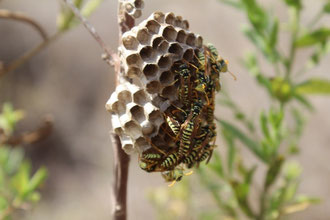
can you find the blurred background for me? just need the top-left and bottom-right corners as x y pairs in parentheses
(1, 0), (330, 219)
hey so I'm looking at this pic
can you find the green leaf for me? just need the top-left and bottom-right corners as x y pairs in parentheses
(25, 167), (47, 196)
(0, 103), (24, 135)
(57, 0), (84, 31)
(81, 0), (104, 17)
(283, 0), (302, 9)
(219, 120), (266, 162)
(4, 148), (24, 175)
(11, 161), (31, 197)
(260, 111), (270, 140)
(269, 19), (279, 49)
(222, 129), (236, 175)
(265, 155), (284, 189)
(323, 2), (330, 13)
(296, 78), (330, 95)
(292, 93), (313, 110)
(209, 152), (225, 178)
(295, 28), (330, 47)
(231, 180), (255, 217)
(284, 161), (302, 181)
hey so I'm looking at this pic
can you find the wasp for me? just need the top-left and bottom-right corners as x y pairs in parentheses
(176, 63), (193, 107)
(198, 143), (216, 164)
(161, 167), (193, 187)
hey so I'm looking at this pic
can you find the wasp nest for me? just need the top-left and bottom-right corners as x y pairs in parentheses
(107, 11), (227, 182)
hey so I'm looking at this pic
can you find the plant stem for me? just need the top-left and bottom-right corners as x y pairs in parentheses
(285, 8), (300, 79)
(0, 9), (48, 40)
(111, 133), (130, 220)
(257, 186), (269, 220)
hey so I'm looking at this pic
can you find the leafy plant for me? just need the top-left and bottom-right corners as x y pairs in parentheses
(149, 0), (329, 219)
(0, 104), (47, 219)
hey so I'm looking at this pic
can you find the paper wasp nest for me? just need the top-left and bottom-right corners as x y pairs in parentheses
(107, 12), (204, 154)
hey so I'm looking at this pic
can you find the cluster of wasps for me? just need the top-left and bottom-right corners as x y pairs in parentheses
(139, 44), (230, 186)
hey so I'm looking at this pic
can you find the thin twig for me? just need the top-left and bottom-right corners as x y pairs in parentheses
(0, 9), (48, 40)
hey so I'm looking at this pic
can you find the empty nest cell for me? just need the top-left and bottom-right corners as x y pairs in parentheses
(133, 90), (148, 105)
(122, 35), (139, 50)
(146, 81), (161, 94)
(162, 26), (177, 41)
(146, 20), (160, 34)
(130, 105), (145, 123)
(159, 71), (173, 84)
(143, 64), (159, 79)
(157, 55), (172, 69)
(140, 46), (154, 61)
(137, 28), (151, 44)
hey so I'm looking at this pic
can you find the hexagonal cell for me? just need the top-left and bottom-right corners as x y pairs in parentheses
(122, 144), (134, 154)
(143, 64), (159, 79)
(141, 120), (155, 135)
(114, 127), (124, 136)
(127, 67), (142, 78)
(148, 109), (161, 122)
(146, 81), (161, 94)
(176, 30), (187, 43)
(183, 48), (194, 61)
(140, 46), (154, 61)
(118, 90), (132, 104)
(161, 85), (177, 101)
(165, 12), (176, 25)
(130, 105), (145, 122)
(196, 35), (203, 48)
(162, 26), (177, 41)
(182, 20), (189, 30)
(175, 16), (183, 28)
(153, 11), (165, 23)
(126, 53), (142, 66)
(186, 33), (196, 46)
(137, 28), (151, 44)
(152, 36), (164, 49)
(111, 101), (126, 115)
(159, 71), (174, 84)
(134, 0), (144, 9)
(133, 90), (148, 105)
(157, 40), (169, 53)
(124, 3), (134, 13)
(135, 137), (150, 150)
(122, 35), (139, 50)
(146, 20), (160, 34)
(131, 9), (142, 19)
(157, 55), (172, 69)
(168, 43), (183, 57)
(124, 120), (141, 139)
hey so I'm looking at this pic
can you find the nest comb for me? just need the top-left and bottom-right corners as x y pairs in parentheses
(107, 12), (204, 154)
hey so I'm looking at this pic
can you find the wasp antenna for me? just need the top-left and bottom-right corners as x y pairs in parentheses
(228, 70), (237, 81)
